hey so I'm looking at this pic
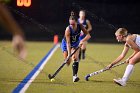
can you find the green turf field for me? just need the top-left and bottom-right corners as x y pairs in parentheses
(0, 41), (140, 93)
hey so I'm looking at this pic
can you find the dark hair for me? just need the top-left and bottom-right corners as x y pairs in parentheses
(80, 9), (86, 14)
(69, 11), (77, 21)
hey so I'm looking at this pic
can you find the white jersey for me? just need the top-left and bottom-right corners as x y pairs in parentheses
(135, 35), (140, 48)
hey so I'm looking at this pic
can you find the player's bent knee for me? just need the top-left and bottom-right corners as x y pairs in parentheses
(129, 58), (137, 65)
(72, 57), (78, 61)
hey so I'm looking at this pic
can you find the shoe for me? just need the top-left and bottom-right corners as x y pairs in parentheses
(85, 74), (90, 81)
(113, 78), (126, 86)
(73, 76), (80, 82)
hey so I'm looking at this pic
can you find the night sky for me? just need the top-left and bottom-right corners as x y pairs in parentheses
(1, 0), (140, 42)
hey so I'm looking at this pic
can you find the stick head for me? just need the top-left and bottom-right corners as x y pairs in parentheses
(85, 74), (90, 81)
(48, 74), (53, 79)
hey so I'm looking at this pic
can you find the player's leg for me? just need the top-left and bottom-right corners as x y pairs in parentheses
(79, 48), (81, 60)
(79, 35), (83, 60)
(63, 51), (72, 66)
(81, 41), (87, 59)
(71, 47), (80, 82)
(114, 52), (140, 86)
(79, 34), (86, 60)
(122, 52), (140, 82)
(61, 39), (71, 66)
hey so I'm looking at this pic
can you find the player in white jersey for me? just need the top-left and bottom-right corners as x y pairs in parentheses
(107, 28), (140, 86)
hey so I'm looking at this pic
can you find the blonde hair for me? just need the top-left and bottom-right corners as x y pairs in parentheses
(115, 28), (128, 36)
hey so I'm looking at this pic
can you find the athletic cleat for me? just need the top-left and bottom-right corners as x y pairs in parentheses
(113, 78), (126, 86)
(73, 76), (80, 82)
(85, 74), (90, 81)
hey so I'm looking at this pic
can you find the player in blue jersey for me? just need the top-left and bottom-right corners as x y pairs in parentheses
(61, 11), (91, 82)
(78, 10), (92, 60)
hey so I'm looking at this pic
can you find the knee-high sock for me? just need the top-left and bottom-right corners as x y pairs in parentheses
(122, 64), (134, 82)
(72, 61), (79, 76)
(81, 49), (86, 59)
(81, 49), (86, 54)
(79, 49), (81, 60)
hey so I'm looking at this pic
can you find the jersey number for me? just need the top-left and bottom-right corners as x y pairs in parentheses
(72, 36), (77, 42)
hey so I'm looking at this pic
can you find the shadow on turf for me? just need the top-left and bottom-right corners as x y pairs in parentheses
(0, 78), (70, 86)
(84, 79), (140, 87)
(87, 80), (113, 84)
(1, 78), (140, 88)
(128, 81), (140, 87)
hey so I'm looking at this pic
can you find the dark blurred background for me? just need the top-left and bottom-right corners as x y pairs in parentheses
(0, 0), (140, 42)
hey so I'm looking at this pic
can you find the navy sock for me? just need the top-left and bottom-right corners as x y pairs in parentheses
(72, 62), (79, 76)
(82, 49), (86, 59)
(79, 49), (81, 60)
(82, 49), (86, 54)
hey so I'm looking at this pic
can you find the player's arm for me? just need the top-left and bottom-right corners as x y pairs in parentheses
(0, 3), (27, 59)
(65, 27), (71, 56)
(86, 20), (92, 32)
(108, 44), (129, 68)
(0, 4), (24, 36)
(79, 24), (91, 43)
(126, 36), (140, 51)
(125, 36), (140, 62)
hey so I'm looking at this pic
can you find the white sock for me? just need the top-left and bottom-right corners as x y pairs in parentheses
(122, 64), (134, 82)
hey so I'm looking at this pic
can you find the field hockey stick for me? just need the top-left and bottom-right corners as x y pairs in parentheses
(48, 46), (80, 79)
(85, 61), (126, 81)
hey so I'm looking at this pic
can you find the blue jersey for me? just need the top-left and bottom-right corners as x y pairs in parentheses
(78, 18), (88, 29)
(78, 18), (88, 40)
(61, 24), (81, 52)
